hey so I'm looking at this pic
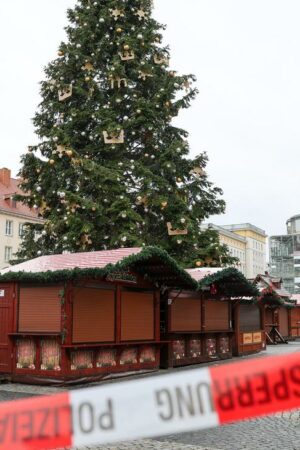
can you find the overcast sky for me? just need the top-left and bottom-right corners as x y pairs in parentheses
(1, 0), (299, 237)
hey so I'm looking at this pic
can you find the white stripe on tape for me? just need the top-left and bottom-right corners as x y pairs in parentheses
(71, 367), (218, 447)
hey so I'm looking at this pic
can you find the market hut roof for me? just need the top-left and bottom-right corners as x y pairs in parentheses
(0, 246), (197, 290)
(254, 273), (294, 307)
(291, 294), (300, 305)
(254, 273), (291, 298)
(187, 267), (258, 297)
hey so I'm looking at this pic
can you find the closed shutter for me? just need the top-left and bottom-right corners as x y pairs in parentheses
(19, 286), (62, 333)
(278, 307), (289, 337)
(121, 291), (154, 341)
(73, 288), (115, 343)
(170, 296), (201, 332)
(239, 304), (261, 332)
(205, 300), (229, 331)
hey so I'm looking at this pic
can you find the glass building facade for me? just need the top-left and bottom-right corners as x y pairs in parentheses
(270, 215), (300, 294)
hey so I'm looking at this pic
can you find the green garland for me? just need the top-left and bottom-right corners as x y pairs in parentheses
(261, 294), (296, 309)
(0, 246), (197, 289)
(198, 267), (259, 297)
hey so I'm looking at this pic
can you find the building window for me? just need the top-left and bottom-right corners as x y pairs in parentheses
(4, 246), (12, 262)
(5, 220), (13, 236)
(19, 223), (25, 237)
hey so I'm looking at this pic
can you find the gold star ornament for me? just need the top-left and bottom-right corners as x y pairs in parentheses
(110, 8), (125, 20)
(135, 9), (147, 20)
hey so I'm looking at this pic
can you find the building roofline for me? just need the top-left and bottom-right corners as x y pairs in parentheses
(221, 223), (267, 237)
(0, 207), (44, 223)
(202, 224), (246, 243)
(286, 215), (300, 224)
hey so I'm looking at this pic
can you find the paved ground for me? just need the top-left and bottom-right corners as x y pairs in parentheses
(1, 342), (300, 449)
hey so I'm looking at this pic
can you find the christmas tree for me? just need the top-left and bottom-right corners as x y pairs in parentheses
(16, 0), (235, 267)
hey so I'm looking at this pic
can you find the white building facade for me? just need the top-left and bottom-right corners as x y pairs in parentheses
(0, 168), (43, 269)
(203, 223), (267, 279)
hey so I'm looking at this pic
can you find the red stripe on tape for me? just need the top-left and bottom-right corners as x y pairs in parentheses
(0, 392), (72, 450)
(210, 352), (300, 424)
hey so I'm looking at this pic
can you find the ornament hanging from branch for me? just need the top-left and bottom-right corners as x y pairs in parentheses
(189, 167), (206, 178)
(56, 145), (66, 157)
(119, 50), (135, 61)
(183, 80), (192, 92)
(48, 79), (57, 91)
(136, 195), (148, 206)
(39, 200), (49, 214)
(88, 86), (95, 98)
(167, 222), (188, 236)
(110, 8), (125, 20)
(58, 85), (73, 101)
(82, 62), (94, 72)
(138, 70), (154, 81)
(109, 75), (128, 88)
(69, 202), (80, 213)
(154, 55), (169, 66)
(135, 9), (147, 20)
(77, 234), (92, 249)
(103, 130), (125, 144)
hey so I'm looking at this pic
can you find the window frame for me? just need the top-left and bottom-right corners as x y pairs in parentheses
(4, 246), (12, 262)
(5, 220), (13, 236)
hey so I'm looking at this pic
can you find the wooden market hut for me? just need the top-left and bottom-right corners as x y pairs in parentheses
(0, 247), (196, 384)
(290, 295), (300, 338)
(254, 273), (295, 343)
(160, 267), (259, 368)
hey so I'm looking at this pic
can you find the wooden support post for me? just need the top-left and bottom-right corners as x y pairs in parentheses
(116, 284), (121, 343)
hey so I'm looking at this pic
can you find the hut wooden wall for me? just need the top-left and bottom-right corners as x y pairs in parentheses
(162, 292), (232, 369)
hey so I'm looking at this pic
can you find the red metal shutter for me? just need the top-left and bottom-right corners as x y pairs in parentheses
(239, 304), (261, 332)
(121, 291), (154, 341)
(18, 286), (62, 333)
(72, 288), (115, 343)
(170, 295), (201, 332)
(278, 307), (289, 337)
(205, 300), (229, 331)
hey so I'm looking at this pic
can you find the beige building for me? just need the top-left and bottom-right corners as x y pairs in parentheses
(203, 223), (267, 278)
(0, 168), (43, 269)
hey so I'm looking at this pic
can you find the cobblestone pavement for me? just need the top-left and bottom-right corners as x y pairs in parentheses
(1, 342), (300, 449)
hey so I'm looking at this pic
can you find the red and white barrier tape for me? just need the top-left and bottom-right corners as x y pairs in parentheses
(1, 351), (300, 449)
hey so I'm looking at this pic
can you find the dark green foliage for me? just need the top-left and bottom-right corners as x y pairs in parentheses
(260, 293), (295, 308)
(199, 267), (259, 297)
(16, 0), (235, 268)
